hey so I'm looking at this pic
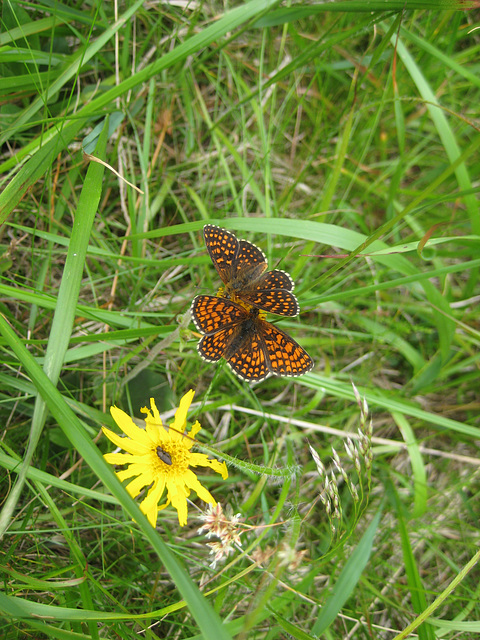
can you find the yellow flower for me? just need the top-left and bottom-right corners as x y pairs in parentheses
(102, 390), (228, 527)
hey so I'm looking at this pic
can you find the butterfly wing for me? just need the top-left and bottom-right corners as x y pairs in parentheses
(259, 319), (314, 377)
(191, 295), (248, 363)
(191, 295), (246, 334)
(224, 315), (270, 381)
(240, 270), (299, 316)
(203, 225), (240, 285)
(257, 269), (295, 292)
(197, 326), (239, 362)
(235, 239), (267, 271)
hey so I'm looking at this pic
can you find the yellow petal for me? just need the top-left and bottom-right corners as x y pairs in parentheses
(116, 463), (154, 485)
(166, 479), (189, 526)
(102, 427), (149, 455)
(140, 479), (167, 526)
(124, 474), (151, 498)
(107, 454), (152, 465)
(142, 479), (166, 511)
(183, 469), (216, 504)
(103, 452), (134, 465)
(142, 397), (162, 424)
(170, 389), (195, 434)
(189, 421), (202, 440)
(188, 453), (228, 479)
(109, 407), (151, 447)
(142, 398), (173, 443)
(209, 459), (228, 479)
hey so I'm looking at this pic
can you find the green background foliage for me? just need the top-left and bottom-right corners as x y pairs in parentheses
(1, 0), (479, 638)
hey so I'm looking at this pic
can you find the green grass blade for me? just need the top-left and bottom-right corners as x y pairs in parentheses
(255, 0), (477, 27)
(0, 120), (85, 224)
(311, 506), (383, 634)
(390, 485), (435, 640)
(393, 35), (479, 235)
(392, 413), (428, 517)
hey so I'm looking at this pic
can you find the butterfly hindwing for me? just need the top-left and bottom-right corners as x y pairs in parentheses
(256, 269), (295, 292)
(224, 318), (270, 381)
(197, 325), (239, 362)
(191, 295), (246, 334)
(259, 318), (314, 377)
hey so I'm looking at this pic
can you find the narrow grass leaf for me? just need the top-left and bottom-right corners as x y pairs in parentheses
(0, 16), (64, 46)
(390, 486), (435, 640)
(255, 0), (476, 27)
(272, 610), (315, 639)
(428, 619), (480, 632)
(392, 413), (428, 517)
(311, 506), (383, 634)
(393, 35), (479, 235)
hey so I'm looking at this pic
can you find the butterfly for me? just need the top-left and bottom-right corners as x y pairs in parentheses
(203, 224), (299, 317)
(190, 295), (313, 382)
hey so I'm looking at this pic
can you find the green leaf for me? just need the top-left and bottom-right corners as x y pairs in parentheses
(311, 506), (383, 634)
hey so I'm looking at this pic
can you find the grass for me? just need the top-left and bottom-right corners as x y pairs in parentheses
(1, 0), (480, 638)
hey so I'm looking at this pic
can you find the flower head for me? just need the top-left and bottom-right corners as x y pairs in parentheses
(198, 503), (243, 568)
(102, 390), (228, 527)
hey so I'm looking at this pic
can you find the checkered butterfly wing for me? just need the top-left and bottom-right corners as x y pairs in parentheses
(240, 269), (300, 317)
(191, 295), (313, 381)
(259, 318), (314, 377)
(234, 239), (268, 272)
(204, 224), (267, 287)
(223, 308), (270, 381)
(191, 295), (247, 363)
(203, 225), (242, 286)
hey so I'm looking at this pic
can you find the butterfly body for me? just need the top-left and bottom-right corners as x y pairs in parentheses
(224, 261), (267, 297)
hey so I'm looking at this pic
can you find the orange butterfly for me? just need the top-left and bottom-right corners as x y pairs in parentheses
(203, 224), (299, 316)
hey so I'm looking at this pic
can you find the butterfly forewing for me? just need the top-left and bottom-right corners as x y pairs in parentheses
(235, 239), (267, 270)
(191, 295), (245, 334)
(203, 225), (240, 285)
